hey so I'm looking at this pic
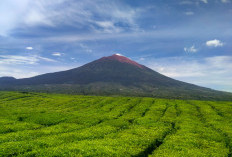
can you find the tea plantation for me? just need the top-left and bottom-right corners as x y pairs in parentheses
(0, 91), (232, 156)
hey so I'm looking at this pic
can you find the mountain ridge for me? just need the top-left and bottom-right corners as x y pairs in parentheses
(0, 54), (232, 101)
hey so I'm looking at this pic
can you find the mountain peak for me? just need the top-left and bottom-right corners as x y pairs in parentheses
(1, 54), (232, 101)
(99, 54), (144, 69)
(114, 53), (123, 56)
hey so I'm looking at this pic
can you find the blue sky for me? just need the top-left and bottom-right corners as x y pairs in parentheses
(0, 0), (232, 92)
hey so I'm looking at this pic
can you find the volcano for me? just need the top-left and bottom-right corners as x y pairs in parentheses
(0, 54), (232, 100)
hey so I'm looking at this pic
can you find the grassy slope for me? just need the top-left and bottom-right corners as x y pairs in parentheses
(0, 91), (232, 156)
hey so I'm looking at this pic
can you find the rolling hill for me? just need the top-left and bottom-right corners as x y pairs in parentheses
(0, 54), (232, 100)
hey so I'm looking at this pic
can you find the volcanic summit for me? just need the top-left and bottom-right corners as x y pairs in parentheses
(0, 54), (231, 100)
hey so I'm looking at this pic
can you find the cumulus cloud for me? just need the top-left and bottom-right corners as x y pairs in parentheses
(26, 47), (33, 50)
(184, 45), (197, 53)
(52, 52), (63, 56)
(206, 39), (224, 47)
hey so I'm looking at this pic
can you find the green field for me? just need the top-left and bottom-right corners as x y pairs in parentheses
(0, 91), (232, 156)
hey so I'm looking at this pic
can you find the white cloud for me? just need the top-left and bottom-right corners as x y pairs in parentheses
(37, 56), (56, 62)
(79, 44), (92, 53)
(26, 47), (33, 50)
(185, 11), (194, 15)
(184, 45), (197, 53)
(200, 0), (208, 3)
(52, 52), (63, 56)
(95, 21), (122, 33)
(205, 56), (232, 68)
(0, 54), (66, 79)
(180, 1), (194, 5)
(0, 55), (38, 64)
(0, 0), (29, 36)
(0, 0), (140, 36)
(221, 0), (230, 3)
(206, 39), (224, 47)
(96, 21), (114, 28)
(0, 0), (54, 36)
(139, 57), (145, 61)
(0, 64), (76, 79)
(140, 56), (232, 92)
(24, 10), (54, 26)
(0, 66), (39, 78)
(0, 55), (55, 65)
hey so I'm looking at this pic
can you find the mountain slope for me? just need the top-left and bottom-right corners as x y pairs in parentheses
(0, 54), (232, 100)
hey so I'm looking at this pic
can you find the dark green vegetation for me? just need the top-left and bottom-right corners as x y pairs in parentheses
(0, 91), (232, 156)
(1, 54), (232, 101)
